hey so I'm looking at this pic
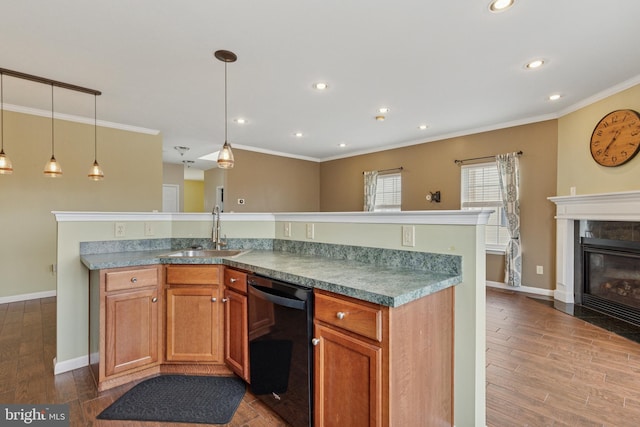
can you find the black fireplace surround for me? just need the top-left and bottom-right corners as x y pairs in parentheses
(580, 238), (640, 326)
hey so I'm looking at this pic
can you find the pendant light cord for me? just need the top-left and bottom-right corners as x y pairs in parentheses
(50, 84), (55, 157)
(94, 94), (98, 162)
(224, 61), (228, 142)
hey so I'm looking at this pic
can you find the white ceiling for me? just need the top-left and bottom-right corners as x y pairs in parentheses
(2, 0), (640, 170)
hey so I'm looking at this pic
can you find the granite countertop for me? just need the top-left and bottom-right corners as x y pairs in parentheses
(81, 249), (461, 307)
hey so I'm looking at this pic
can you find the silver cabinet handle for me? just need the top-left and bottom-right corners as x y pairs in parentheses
(229, 278), (237, 283)
(222, 297), (229, 303)
(211, 297), (217, 302)
(152, 297), (158, 303)
(130, 277), (137, 283)
(336, 312), (345, 320)
(312, 338), (320, 346)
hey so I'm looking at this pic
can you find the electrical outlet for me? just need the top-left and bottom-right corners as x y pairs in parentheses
(536, 265), (544, 275)
(115, 222), (126, 237)
(402, 225), (415, 247)
(284, 222), (292, 237)
(144, 222), (155, 236)
(306, 223), (315, 239)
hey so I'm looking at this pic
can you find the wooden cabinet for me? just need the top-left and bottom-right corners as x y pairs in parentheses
(89, 265), (162, 391)
(164, 265), (223, 363)
(223, 268), (249, 381)
(313, 287), (455, 427)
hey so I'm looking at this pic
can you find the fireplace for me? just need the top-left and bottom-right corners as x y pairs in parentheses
(580, 237), (640, 325)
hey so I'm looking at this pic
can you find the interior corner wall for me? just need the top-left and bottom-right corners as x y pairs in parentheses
(319, 120), (558, 291)
(0, 110), (163, 299)
(558, 83), (640, 196)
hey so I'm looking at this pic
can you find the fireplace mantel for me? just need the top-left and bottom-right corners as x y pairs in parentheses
(548, 190), (640, 303)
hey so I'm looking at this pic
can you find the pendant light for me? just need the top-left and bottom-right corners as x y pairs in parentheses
(88, 94), (104, 180)
(0, 72), (14, 174)
(43, 84), (62, 177)
(214, 49), (237, 169)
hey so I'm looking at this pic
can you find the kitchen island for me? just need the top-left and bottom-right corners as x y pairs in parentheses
(82, 242), (459, 426)
(56, 210), (488, 426)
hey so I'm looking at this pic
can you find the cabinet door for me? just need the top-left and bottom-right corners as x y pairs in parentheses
(166, 286), (222, 362)
(314, 323), (383, 427)
(224, 288), (249, 381)
(105, 287), (159, 376)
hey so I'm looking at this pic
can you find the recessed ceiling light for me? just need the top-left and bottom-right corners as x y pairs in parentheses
(294, 132), (303, 137)
(489, 0), (514, 12)
(234, 118), (246, 124)
(375, 115), (385, 121)
(549, 94), (562, 101)
(378, 107), (390, 114)
(312, 82), (328, 90)
(338, 143), (347, 148)
(525, 59), (545, 69)
(418, 124), (429, 130)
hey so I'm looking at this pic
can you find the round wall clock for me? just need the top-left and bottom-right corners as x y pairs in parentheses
(590, 109), (640, 167)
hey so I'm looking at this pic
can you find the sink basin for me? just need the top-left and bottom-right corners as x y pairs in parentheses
(164, 249), (243, 258)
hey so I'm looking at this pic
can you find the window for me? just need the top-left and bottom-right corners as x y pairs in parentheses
(460, 162), (509, 250)
(374, 173), (401, 212)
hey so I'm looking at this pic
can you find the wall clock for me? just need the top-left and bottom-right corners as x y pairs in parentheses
(590, 109), (640, 167)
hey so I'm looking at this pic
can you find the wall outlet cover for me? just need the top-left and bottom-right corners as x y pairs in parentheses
(306, 223), (315, 239)
(284, 222), (292, 237)
(115, 222), (126, 237)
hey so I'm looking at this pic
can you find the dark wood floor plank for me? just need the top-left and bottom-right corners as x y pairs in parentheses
(5, 289), (640, 426)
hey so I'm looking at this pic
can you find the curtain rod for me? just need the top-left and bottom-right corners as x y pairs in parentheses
(362, 166), (403, 175)
(454, 151), (522, 165)
(0, 67), (101, 96)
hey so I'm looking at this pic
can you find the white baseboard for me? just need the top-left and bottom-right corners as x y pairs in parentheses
(486, 280), (554, 297)
(0, 290), (56, 304)
(53, 355), (89, 375)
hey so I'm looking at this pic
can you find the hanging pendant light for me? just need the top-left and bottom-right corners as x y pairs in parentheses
(0, 73), (13, 174)
(214, 49), (237, 169)
(88, 94), (104, 180)
(44, 84), (62, 177)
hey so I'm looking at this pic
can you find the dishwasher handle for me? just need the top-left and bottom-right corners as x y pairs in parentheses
(248, 283), (307, 310)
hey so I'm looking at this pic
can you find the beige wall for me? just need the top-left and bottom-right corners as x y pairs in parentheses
(224, 149), (320, 212)
(320, 120), (558, 290)
(0, 110), (162, 299)
(204, 167), (225, 213)
(184, 179), (204, 212)
(558, 84), (640, 195)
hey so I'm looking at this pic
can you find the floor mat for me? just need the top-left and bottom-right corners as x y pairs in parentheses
(97, 375), (245, 424)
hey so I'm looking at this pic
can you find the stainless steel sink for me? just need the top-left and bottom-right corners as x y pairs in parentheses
(164, 249), (243, 258)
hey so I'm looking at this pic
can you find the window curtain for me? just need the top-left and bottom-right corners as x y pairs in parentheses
(363, 170), (378, 211)
(496, 153), (521, 287)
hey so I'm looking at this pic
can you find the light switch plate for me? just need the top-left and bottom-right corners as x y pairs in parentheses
(144, 222), (155, 236)
(402, 225), (415, 247)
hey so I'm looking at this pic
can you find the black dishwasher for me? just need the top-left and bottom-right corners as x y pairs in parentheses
(247, 274), (314, 427)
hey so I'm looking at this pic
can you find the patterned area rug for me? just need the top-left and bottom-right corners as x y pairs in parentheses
(97, 375), (245, 424)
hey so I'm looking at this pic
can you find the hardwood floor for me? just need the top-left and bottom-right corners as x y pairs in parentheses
(487, 288), (640, 427)
(3, 290), (640, 426)
(0, 297), (290, 426)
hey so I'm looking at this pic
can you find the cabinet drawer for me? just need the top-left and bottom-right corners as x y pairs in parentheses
(224, 268), (247, 293)
(105, 267), (159, 292)
(315, 292), (383, 342)
(165, 265), (220, 285)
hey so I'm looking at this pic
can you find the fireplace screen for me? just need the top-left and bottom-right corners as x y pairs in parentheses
(582, 238), (640, 324)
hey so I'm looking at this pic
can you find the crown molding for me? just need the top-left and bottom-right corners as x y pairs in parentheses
(2, 103), (160, 135)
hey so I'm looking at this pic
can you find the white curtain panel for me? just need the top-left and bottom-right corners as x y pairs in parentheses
(363, 170), (378, 212)
(496, 153), (522, 287)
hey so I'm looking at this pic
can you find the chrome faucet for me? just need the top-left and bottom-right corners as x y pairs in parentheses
(212, 205), (227, 250)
